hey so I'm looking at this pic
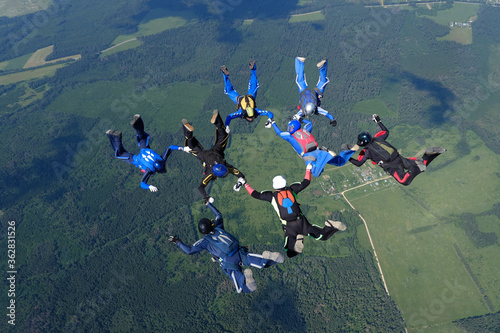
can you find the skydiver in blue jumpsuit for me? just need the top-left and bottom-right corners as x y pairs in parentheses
(268, 117), (358, 177)
(221, 61), (274, 130)
(293, 57), (337, 126)
(168, 202), (284, 293)
(106, 114), (183, 192)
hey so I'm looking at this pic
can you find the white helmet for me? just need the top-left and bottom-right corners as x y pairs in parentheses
(304, 102), (316, 116)
(272, 175), (287, 189)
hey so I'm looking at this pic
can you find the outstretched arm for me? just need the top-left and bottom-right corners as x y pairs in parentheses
(206, 202), (223, 229)
(349, 149), (369, 167)
(177, 238), (207, 255)
(317, 107), (336, 126)
(256, 108), (274, 120)
(302, 118), (313, 133)
(372, 114), (389, 139)
(225, 111), (244, 127)
(140, 170), (155, 190)
(161, 145), (185, 160)
(290, 166), (312, 194)
(244, 183), (273, 202)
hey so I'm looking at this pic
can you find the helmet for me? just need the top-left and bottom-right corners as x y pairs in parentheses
(198, 218), (214, 234)
(212, 164), (228, 177)
(240, 95), (256, 120)
(287, 120), (301, 134)
(272, 175), (287, 189)
(304, 102), (316, 116)
(153, 160), (166, 173)
(357, 132), (372, 146)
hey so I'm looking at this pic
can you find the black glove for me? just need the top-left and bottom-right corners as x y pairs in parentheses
(168, 235), (180, 244)
(372, 114), (381, 123)
(330, 119), (337, 127)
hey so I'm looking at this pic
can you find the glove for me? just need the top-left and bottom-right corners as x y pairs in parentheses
(292, 114), (302, 121)
(183, 146), (192, 153)
(330, 119), (337, 127)
(149, 185), (158, 192)
(264, 119), (274, 128)
(237, 177), (246, 185)
(372, 114), (381, 123)
(306, 163), (313, 170)
(225, 126), (230, 134)
(204, 196), (214, 204)
(168, 235), (180, 244)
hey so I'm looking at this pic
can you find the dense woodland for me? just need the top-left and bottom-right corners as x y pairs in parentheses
(1, 0), (500, 332)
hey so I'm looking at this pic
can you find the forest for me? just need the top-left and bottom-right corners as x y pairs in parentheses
(1, 0), (500, 332)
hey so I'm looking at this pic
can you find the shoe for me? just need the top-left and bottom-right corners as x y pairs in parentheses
(220, 65), (229, 75)
(425, 147), (446, 155)
(106, 130), (122, 138)
(415, 157), (426, 171)
(211, 109), (219, 124)
(233, 181), (243, 192)
(316, 59), (327, 69)
(130, 114), (141, 126)
(294, 235), (304, 253)
(244, 268), (257, 292)
(249, 60), (256, 70)
(296, 57), (306, 63)
(350, 144), (360, 151)
(325, 220), (346, 231)
(182, 119), (193, 132)
(262, 251), (285, 263)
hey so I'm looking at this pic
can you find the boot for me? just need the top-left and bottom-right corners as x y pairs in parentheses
(130, 114), (144, 132)
(182, 119), (193, 132)
(244, 268), (257, 292)
(262, 251), (285, 263)
(249, 60), (256, 70)
(220, 65), (229, 75)
(325, 220), (346, 231)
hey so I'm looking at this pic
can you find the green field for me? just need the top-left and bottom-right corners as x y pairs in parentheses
(419, 3), (480, 26)
(437, 26), (473, 44)
(0, 53), (33, 71)
(110, 8), (197, 46)
(0, 0), (52, 17)
(0, 63), (66, 85)
(101, 39), (143, 56)
(289, 11), (325, 23)
(341, 127), (500, 331)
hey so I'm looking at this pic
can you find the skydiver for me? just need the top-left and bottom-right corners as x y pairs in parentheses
(243, 164), (346, 258)
(168, 201), (284, 293)
(349, 114), (446, 186)
(220, 61), (275, 130)
(168, 110), (246, 203)
(106, 114), (182, 192)
(267, 116), (358, 177)
(293, 57), (336, 126)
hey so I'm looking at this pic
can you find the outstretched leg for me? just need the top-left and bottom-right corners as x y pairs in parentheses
(388, 158), (422, 186)
(221, 66), (239, 104)
(106, 130), (134, 164)
(306, 218), (344, 241)
(211, 110), (230, 149)
(247, 60), (259, 99)
(315, 59), (329, 96)
(295, 57), (308, 93)
(422, 147), (446, 166)
(131, 114), (150, 149)
(182, 119), (204, 154)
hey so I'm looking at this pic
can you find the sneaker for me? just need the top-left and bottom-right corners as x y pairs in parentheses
(294, 235), (304, 253)
(249, 60), (256, 70)
(130, 114), (141, 126)
(425, 147), (446, 155)
(220, 65), (229, 75)
(244, 268), (257, 292)
(415, 157), (426, 171)
(316, 59), (327, 69)
(262, 251), (285, 263)
(211, 109), (219, 124)
(296, 56), (306, 63)
(325, 220), (347, 231)
(182, 119), (193, 132)
(106, 130), (122, 138)
(233, 181), (243, 192)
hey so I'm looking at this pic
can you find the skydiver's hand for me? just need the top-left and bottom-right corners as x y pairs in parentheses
(372, 114), (381, 123)
(265, 119), (274, 128)
(149, 185), (158, 192)
(306, 163), (313, 170)
(330, 119), (337, 127)
(204, 196), (214, 205)
(225, 126), (230, 134)
(238, 177), (246, 185)
(168, 235), (180, 244)
(292, 114), (302, 121)
(183, 146), (192, 153)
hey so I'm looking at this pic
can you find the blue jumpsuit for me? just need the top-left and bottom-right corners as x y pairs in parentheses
(176, 203), (278, 293)
(222, 63), (274, 127)
(272, 119), (355, 177)
(294, 57), (335, 123)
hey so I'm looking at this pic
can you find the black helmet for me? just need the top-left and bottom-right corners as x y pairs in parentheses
(357, 132), (372, 146)
(153, 159), (166, 173)
(198, 218), (214, 234)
